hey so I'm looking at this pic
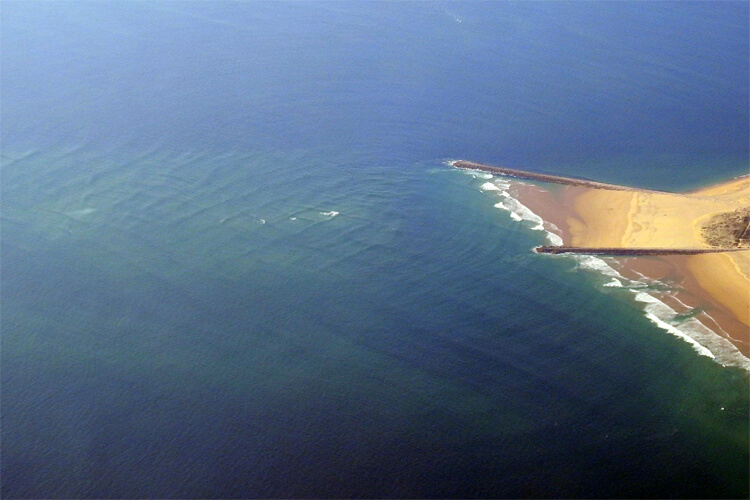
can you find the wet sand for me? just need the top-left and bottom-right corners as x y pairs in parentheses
(457, 162), (750, 366)
(520, 176), (749, 362)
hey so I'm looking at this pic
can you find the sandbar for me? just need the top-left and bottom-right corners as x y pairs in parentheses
(454, 160), (750, 368)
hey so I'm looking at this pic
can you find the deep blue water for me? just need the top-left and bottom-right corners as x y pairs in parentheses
(1, 2), (748, 498)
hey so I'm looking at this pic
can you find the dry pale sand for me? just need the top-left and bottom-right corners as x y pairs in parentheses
(514, 175), (750, 363)
(570, 177), (750, 330)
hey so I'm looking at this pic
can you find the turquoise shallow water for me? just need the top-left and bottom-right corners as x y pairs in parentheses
(2, 2), (748, 498)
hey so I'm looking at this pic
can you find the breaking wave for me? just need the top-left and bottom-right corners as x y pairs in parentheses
(479, 177), (559, 245)
(475, 175), (750, 371)
(632, 290), (749, 369)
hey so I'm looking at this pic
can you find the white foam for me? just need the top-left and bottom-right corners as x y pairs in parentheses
(633, 291), (660, 304)
(450, 161), (493, 180)
(575, 255), (627, 281)
(633, 291), (714, 358)
(644, 312), (715, 359)
(478, 175), (750, 371)
(500, 196), (545, 231)
(603, 278), (623, 288)
(484, 178), (564, 246)
(67, 207), (96, 217)
(493, 179), (511, 191)
(669, 294), (692, 311)
(546, 232), (564, 246)
(632, 290), (750, 369)
(492, 202), (522, 221)
(480, 178), (641, 288)
(320, 211), (339, 218)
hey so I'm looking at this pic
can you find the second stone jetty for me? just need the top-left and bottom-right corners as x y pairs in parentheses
(451, 160), (668, 193)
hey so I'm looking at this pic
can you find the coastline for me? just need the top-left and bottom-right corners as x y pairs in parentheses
(457, 161), (750, 370)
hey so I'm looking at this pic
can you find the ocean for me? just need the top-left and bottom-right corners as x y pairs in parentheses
(1, 2), (748, 498)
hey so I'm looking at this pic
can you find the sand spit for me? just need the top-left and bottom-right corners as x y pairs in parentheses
(453, 160), (750, 370)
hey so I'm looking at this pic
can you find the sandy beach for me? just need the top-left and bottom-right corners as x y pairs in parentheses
(456, 161), (750, 368)
(515, 174), (750, 364)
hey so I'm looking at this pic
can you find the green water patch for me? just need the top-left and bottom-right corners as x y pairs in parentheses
(2, 147), (748, 498)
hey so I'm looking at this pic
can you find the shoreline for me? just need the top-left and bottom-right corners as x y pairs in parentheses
(457, 160), (750, 370)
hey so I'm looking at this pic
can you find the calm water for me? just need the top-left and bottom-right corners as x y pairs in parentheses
(2, 2), (748, 498)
